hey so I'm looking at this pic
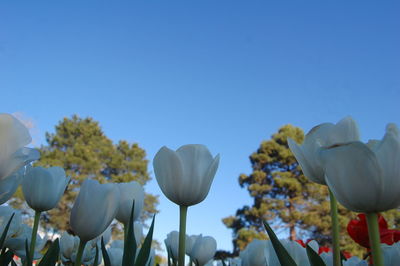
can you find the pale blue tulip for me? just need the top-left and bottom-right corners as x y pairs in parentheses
(190, 235), (217, 266)
(22, 166), (70, 212)
(115, 181), (144, 224)
(320, 124), (400, 212)
(288, 116), (359, 184)
(70, 179), (120, 242)
(154, 144), (219, 206)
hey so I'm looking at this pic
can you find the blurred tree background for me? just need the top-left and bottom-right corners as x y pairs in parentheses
(222, 124), (400, 258)
(11, 115), (158, 238)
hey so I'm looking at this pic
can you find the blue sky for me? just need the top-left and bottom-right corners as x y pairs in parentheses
(1, 0), (399, 255)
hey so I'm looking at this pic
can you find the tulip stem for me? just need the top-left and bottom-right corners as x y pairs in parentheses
(329, 189), (341, 266)
(178, 205), (188, 266)
(74, 240), (87, 266)
(366, 212), (384, 266)
(29, 211), (41, 261)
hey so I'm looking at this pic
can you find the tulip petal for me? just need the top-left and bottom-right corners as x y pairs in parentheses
(374, 124), (400, 210)
(176, 145), (216, 205)
(153, 146), (184, 205)
(288, 138), (325, 185)
(328, 116), (360, 144)
(320, 141), (383, 212)
(0, 114), (31, 158)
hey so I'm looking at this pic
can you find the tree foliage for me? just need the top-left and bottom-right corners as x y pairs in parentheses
(222, 124), (383, 257)
(13, 115), (158, 234)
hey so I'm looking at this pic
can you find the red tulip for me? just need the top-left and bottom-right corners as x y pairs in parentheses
(347, 213), (400, 248)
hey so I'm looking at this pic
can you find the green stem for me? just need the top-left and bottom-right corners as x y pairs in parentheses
(29, 211), (41, 261)
(366, 212), (384, 266)
(329, 189), (341, 266)
(74, 240), (87, 266)
(178, 206), (188, 266)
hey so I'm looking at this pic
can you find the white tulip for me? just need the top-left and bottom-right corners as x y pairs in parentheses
(320, 252), (367, 266)
(320, 123), (400, 212)
(382, 242), (400, 266)
(0, 206), (22, 240)
(240, 239), (267, 266)
(70, 179), (120, 242)
(115, 181), (144, 224)
(288, 117), (359, 185)
(5, 224), (46, 260)
(0, 167), (24, 205)
(60, 232), (97, 265)
(165, 231), (180, 260)
(265, 239), (309, 266)
(154, 144), (219, 206)
(0, 114), (40, 180)
(22, 166), (70, 212)
(186, 234), (200, 257)
(107, 247), (123, 266)
(190, 235), (217, 266)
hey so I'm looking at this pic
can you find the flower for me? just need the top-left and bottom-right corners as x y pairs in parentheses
(60, 232), (97, 265)
(189, 235), (217, 266)
(0, 167), (25, 205)
(382, 242), (400, 266)
(115, 181), (144, 225)
(5, 224), (46, 260)
(320, 123), (400, 212)
(265, 239), (310, 266)
(0, 114), (40, 180)
(107, 247), (123, 266)
(320, 252), (367, 266)
(153, 144), (220, 206)
(240, 239), (268, 266)
(288, 117), (359, 185)
(70, 179), (120, 242)
(0, 206), (22, 240)
(347, 214), (400, 248)
(186, 234), (200, 257)
(164, 231), (180, 261)
(22, 166), (70, 212)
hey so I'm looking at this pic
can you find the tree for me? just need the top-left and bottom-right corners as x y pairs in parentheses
(222, 124), (370, 257)
(13, 115), (158, 234)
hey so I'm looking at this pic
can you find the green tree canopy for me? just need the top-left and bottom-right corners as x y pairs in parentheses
(222, 124), (381, 257)
(14, 115), (158, 234)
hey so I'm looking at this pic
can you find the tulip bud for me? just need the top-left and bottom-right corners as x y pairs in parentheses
(288, 116), (360, 185)
(165, 231), (180, 260)
(70, 179), (120, 242)
(190, 235), (217, 266)
(0, 206), (22, 241)
(264, 239), (309, 266)
(60, 232), (97, 265)
(107, 247), (123, 266)
(240, 239), (268, 266)
(154, 144), (219, 206)
(0, 167), (24, 205)
(115, 181), (145, 224)
(22, 166), (70, 212)
(5, 224), (46, 260)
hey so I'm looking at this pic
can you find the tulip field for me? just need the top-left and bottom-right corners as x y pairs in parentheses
(0, 113), (399, 266)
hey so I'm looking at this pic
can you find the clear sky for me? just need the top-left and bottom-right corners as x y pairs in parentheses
(1, 0), (399, 255)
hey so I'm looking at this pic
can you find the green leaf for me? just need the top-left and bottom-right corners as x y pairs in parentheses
(306, 244), (326, 266)
(25, 238), (32, 266)
(93, 244), (99, 266)
(38, 238), (60, 266)
(101, 237), (111, 266)
(0, 213), (14, 249)
(0, 250), (15, 266)
(122, 199), (136, 266)
(134, 215), (155, 266)
(263, 221), (297, 266)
